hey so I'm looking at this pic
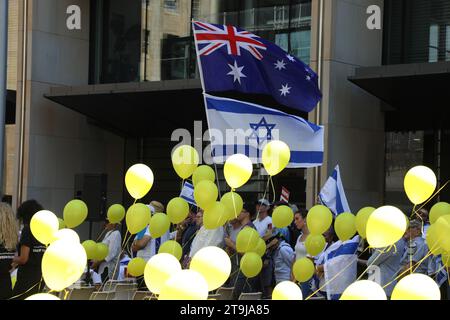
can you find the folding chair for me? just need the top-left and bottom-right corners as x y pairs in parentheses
(66, 287), (96, 300)
(238, 292), (262, 300)
(113, 283), (138, 300)
(132, 291), (153, 300)
(89, 291), (116, 300)
(216, 287), (234, 300)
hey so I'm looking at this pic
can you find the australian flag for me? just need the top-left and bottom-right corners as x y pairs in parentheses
(193, 21), (322, 113)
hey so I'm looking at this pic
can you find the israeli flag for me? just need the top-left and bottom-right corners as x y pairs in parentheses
(204, 94), (324, 168)
(180, 181), (196, 206)
(319, 165), (351, 216)
(323, 236), (360, 300)
(434, 256), (448, 287)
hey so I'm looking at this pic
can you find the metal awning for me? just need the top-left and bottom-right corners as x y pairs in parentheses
(349, 61), (450, 111)
(44, 79), (307, 137)
(349, 61), (450, 131)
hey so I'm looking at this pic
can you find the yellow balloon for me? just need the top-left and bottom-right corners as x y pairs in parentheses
(366, 206), (407, 248)
(293, 258), (315, 283)
(220, 192), (243, 221)
(435, 215), (450, 252)
(52, 228), (80, 244)
(391, 274), (440, 300)
(82, 240), (97, 260)
(307, 205), (333, 235)
(158, 240), (183, 260)
(126, 203), (151, 235)
(236, 227), (259, 253)
(305, 234), (326, 256)
(442, 252), (450, 267)
(125, 164), (154, 199)
(127, 257), (146, 277)
(25, 293), (60, 300)
(94, 242), (109, 261)
(355, 207), (375, 239)
(262, 140), (291, 176)
(159, 270), (208, 300)
(252, 238), (267, 257)
(272, 281), (303, 300)
(194, 180), (218, 210)
(190, 246), (231, 291)
(149, 213), (170, 238)
(144, 253), (182, 294)
(11, 275), (16, 289)
(223, 154), (253, 189)
(425, 224), (444, 255)
(272, 205), (294, 228)
(58, 218), (65, 230)
(167, 197), (189, 224)
(192, 165), (215, 186)
(203, 202), (228, 230)
(63, 199), (88, 229)
(404, 166), (436, 205)
(240, 252), (262, 278)
(107, 204), (126, 223)
(335, 212), (357, 241)
(429, 202), (450, 224)
(340, 280), (387, 300)
(42, 239), (87, 291)
(171, 145), (199, 179)
(30, 210), (59, 245)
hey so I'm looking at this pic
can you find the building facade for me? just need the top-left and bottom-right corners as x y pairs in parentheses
(7, 0), (449, 239)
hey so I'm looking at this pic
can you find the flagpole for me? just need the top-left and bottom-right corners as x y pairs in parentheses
(191, 20), (222, 199)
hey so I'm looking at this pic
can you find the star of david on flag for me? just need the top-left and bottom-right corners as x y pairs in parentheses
(204, 94), (324, 168)
(193, 21), (322, 113)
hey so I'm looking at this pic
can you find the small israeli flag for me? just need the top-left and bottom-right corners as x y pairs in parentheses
(319, 165), (351, 216)
(180, 181), (196, 206)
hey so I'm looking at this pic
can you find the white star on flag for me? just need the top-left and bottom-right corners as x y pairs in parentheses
(286, 54), (295, 62)
(274, 60), (287, 71)
(227, 60), (246, 84)
(306, 75), (311, 81)
(279, 84), (291, 96)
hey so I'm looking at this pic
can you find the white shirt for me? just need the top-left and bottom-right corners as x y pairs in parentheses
(295, 233), (308, 260)
(136, 226), (170, 261)
(253, 216), (272, 238)
(99, 229), (122, 280)
(189, 226), (224, 258)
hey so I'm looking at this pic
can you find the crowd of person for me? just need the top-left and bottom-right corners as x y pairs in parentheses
(0, 197), (449, 300)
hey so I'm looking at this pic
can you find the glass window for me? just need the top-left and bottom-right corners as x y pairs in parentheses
(164, 0), (178, 11)
(446, 25), (450, 61)
(429, 24), (439, 62)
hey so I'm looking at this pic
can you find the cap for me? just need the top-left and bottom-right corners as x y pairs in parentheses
(408, 219), (422, 229)
(257, 199), (270, 207)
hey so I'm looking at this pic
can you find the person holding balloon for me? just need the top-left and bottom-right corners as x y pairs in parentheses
(399, 220), (430, 277)
(91, 217), (122, 283)
(11, 200), (46, 299)
(0, 202), (19, 300)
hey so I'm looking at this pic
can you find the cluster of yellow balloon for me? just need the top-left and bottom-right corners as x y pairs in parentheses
(63, 199), (88, 229)
(158, 240), (183, 260)
(261, 140), (291, 176)
(334, 212), (356, 241)
(107, 204), (126, 223)
(366, 206), (407, 248)
(167, 197), (189, 224)
(127, 257), (146, 277)
(224, 154), (253, 189)
(171, 145), (199, 180)
(304, 205), (332, 256)
(125, 164), (154, 200)
(82, 240), (109, 261)
(126, 203), (151, 235)
(30, 210), (60, 245)
(272, 281), (303, 300)
(272, 205), (294, 229)
(41, 227), (87, 291)
(220, 191), (243, 221)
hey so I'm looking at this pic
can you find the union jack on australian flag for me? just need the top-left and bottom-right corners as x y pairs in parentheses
(193, 21), (322, 113)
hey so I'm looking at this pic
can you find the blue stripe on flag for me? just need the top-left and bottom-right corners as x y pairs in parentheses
(326, 242), (359, 261)
(212, 145), (323, 164)
(205, 94), (322, 132)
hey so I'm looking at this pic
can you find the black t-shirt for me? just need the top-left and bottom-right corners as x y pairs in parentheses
(17, 226), (46, 277)
(0, 243), (15, 279)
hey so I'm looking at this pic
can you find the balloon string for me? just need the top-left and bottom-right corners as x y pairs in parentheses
(305, 242), (371, 300)
(411, 180), (450, 219)
(254, 177), (271, 222)
(8, 279), (42, 300)
(270, 176), (275, 204)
